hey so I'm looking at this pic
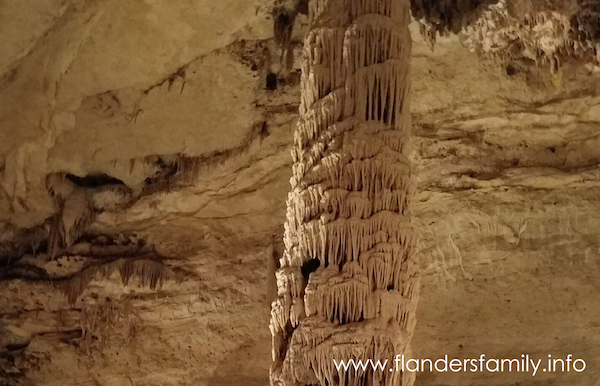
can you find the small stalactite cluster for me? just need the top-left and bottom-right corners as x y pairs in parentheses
(410, 0), (499, 43)
(460, 0), (600, 76)
(59, 257), (180, 305)
(270, 0), (418, 385)
(46, 174), (96, 260)
(44, 173), (132, 260)
(78, 296), (135, 353)
(274, 4), (297, 61)
(411, 0), (600, 76)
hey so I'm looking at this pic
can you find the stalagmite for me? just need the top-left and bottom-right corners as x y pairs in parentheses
(270, 0), (418, 385)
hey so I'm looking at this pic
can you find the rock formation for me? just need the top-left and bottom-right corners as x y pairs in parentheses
(269, 1), (418, 385)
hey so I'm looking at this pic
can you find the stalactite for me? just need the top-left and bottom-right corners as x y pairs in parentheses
(78, 296), (133, 353)
(45, 174), (96, 259)
(459, 0), (600, 74)
(59, 258), (179, 305)
(270, 0), (418, 385)
(61, 190), (94, 247)
(119, 258), (177, 289)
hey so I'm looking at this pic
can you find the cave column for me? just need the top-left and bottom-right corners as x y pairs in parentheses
(270, 0), (419, 385)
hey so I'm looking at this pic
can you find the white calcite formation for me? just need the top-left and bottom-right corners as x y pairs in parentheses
(460, 0), (600, 73)
(269, 0), (419, 385)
